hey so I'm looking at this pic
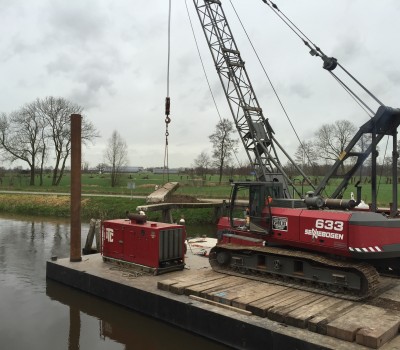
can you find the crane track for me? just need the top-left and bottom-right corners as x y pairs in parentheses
(209, 244), (380, 301)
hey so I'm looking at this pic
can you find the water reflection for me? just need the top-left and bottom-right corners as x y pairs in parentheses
(47, 281), (231, 350)
(0, 214), (77, 293)
(0, 213), (231, 350)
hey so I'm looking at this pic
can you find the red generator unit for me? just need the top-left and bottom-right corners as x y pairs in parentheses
(101, 215), (186, 275)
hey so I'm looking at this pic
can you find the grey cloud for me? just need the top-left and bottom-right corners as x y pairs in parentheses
(67, 63), (116, 108)
(386, 69), (400, 85)
(44, 0), (108, 47)
(46, 54), (75, 74)
(332, 37), (366, 63)
(288, 83), (312, 99)
(1, 35), (32, 61)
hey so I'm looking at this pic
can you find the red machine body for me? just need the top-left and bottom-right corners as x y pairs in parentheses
(101, 218), (185, 274)
(209, 182), (400, 298)
(218, 207), (400, 260)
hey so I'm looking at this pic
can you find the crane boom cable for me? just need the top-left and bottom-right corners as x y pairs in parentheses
(337, 62), (385, 107)
(185, 0), (242, 168)
(262, 0), (320, 56)
(260, 0), (383, 116)
(329, 72), (375, 117)
(163, 0), (172, 182)
(185, 0), (222, 122)
(229, 0), (316, 173)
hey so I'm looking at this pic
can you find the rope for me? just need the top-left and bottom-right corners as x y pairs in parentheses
(163, 0), (172, 182)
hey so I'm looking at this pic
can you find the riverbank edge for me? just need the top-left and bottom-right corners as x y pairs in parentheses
(0, 192), (218, 224)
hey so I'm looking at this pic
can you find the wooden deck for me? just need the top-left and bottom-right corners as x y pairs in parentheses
(158, 270), (400, 349)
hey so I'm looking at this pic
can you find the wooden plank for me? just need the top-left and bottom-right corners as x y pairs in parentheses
(380, 333), (400, 350)
(189, 295), (252, 316)
(356, 320), (400, 349)
(267, 294), (325, 323)
(285, 296), (339, 329)
(170, 274), (230, 295)
(234, 284), (288, 312)
(246, 289), (307, 317)
(157, 270), (218, 292)
(187, 276), (244, 297)
(199, 277), (247, 298)
(326, 304), (400, 347)
(380, 284), (400, 302)
(208, 281), (260, 305)
(308, 300), (356, 335)
(157, 278), (178, 291)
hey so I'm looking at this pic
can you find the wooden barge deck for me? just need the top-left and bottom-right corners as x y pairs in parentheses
(47, 252), (400, 349)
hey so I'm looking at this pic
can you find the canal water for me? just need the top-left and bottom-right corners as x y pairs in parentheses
(0, 214), (232, 350)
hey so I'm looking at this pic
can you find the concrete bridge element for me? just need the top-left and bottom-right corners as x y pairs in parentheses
(137, 201), (228, 224)
(142, 182), (228, 223)
(146, 182), (179, 204)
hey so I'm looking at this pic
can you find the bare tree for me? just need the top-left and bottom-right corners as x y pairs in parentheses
(294, 140), (317, 169)
(104, 130), (128, 187)
(96, 163), (108, 174)
(209, 118), (238, 184)
(0, 106), (46, 185)
(36, 96), (98, 185)
(0, 97), (99, 186)
(192, 150), (211, 178)
(314, 120), (356, 172)
(38, 120), (48, 186)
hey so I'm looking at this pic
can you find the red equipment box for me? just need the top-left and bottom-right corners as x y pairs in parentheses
(102, 217), (185, 274)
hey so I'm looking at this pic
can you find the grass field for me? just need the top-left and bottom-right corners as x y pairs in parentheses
(0, 171), (234, 196)
(0, 171), (398, 223)
(1, 171), (397, 203)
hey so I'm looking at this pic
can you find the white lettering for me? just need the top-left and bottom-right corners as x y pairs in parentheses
(304, 228), (344, 241)
(314, 219), (344, 232)
(105, 228), (114, 242)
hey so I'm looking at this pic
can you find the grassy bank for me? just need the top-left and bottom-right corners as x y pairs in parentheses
(0, 193), (218, 224)
(0, 172), (234, 197)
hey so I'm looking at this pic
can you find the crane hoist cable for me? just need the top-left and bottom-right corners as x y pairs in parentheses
(229, 0), (318, 180)
(163, 0), (172, 183)
(228, 0), (316, 178)
(184, 0), (242, 168)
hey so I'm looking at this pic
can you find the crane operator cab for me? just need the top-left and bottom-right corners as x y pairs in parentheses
(229, 181), (285, 234)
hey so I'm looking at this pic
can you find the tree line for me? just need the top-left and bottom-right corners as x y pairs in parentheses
(2, 97), (399, 189)
(0, 96), (98, 185)
(192, 118), (400, 184)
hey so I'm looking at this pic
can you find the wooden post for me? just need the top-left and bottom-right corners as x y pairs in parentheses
(95, 219), (101, 252)
(162, 209), (173, 223)
(70, 114), (82, 262)
(83, 219), (96, 254)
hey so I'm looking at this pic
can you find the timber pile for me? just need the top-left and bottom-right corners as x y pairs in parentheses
(158, 270), (400, 349)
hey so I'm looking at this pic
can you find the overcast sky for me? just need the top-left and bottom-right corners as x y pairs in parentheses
(1, 0), (400, 169)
